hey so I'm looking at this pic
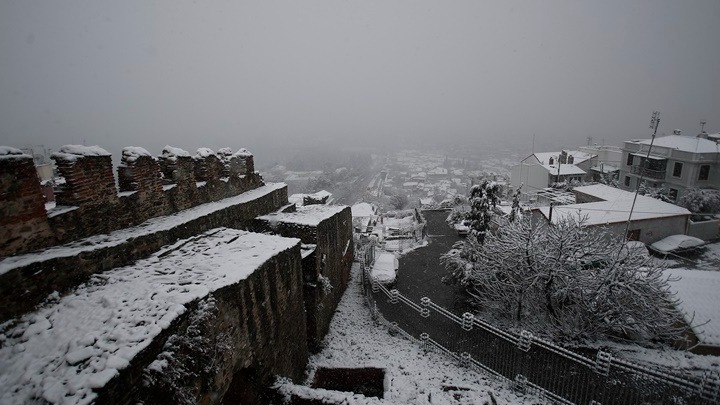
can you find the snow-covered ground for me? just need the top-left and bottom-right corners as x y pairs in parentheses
(281, 263), (548, 404)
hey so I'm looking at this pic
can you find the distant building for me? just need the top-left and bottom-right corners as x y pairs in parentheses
(618, 134), (720, 202)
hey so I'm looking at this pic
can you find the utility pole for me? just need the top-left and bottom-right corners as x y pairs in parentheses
(623, 111), (660, 244)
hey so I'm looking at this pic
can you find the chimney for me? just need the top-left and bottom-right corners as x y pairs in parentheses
(673, 129), (682, 136)
(567, 155), (574, 164)
(697, 131), (709, 139)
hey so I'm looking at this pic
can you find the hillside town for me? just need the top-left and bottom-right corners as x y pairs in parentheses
(2, 123), (719, 404)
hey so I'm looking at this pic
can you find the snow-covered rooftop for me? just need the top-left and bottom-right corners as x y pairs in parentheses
(257, 204), (347, 227)
(0, 228), (299, 405)
(665, 269), (720, 347)
(0, 183), (287, 276)
(539, 185), (689, 225)
(541, 163), (586, 176)
(633, 135), (720, 154)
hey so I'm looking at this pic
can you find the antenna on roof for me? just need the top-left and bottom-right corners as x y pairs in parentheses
(622, 111), (660, 247)
(700, 121), (707, 133)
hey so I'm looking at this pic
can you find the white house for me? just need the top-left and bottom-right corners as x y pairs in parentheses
(535, 184), (690, 244)
(511, 150), (596, 196)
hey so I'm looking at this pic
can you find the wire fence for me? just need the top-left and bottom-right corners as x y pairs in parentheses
(357, 248), (719, 405)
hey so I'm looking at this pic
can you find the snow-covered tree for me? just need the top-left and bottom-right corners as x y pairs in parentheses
(678, 188), (720, 214)
(442, 214), (686, 344)
(466, 180), (500, 244)
(508, 186), (522, 222)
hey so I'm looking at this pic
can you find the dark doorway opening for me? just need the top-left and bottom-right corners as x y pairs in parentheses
(311, 367), (385, 399)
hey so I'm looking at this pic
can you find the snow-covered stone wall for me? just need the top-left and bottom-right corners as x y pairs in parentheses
(254, 205), (354, 352)
(0, 229), (308, 404)
(0, 183), (288, 323)
(0, 144), (260, 258)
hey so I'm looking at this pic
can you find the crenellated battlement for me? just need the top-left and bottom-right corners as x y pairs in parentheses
(0, 144), (260, 258)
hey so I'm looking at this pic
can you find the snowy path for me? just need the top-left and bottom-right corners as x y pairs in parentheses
(287, 263), (547, 404)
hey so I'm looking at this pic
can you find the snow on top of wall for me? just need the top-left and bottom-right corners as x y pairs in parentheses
(217, 147), (233, 157)
(233, 148), (253, 158)
(161, 145), (190, 160)
(0, 146), (31, 160)
(351, 202), (376, 218)
(121, 146), (152, 163)
(635, 135), (720, 154)
(195, 147), (215, 158)
(0, 228), (299, 405)
(573, 184), (634, 201)
(258, 204), (347, 227)
(665, 268), (720, 347)
(0, 183), (286, 276)
(51, 145), (111, 162)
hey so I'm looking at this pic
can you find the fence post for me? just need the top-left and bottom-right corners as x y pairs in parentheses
(514, 374), (528, 394)
(594, 350), (612, 376)
(389, 321), (399, 336)
(462, 312), (473, 331)
(420, 333), (429, 352)
(420, 297), (430, 318)
(460, 352), (471, 368)
(390, 289), (399, 304)
(518, 330), (532, 352)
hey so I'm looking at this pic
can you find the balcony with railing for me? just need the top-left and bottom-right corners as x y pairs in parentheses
(631, 164), (666, 179)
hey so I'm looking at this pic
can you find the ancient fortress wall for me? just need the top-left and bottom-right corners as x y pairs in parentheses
(0, 143), (354, 403)
(0, 145), (261, 258)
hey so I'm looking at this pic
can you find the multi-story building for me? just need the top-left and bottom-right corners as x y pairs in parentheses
(619, 134), (720, 201)
(510, 149), (596, 196)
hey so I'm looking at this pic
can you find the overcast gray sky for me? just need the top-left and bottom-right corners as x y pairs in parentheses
(1, 0), (719, 162)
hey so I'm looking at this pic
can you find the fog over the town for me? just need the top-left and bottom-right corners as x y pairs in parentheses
(1, 0), (719, 164)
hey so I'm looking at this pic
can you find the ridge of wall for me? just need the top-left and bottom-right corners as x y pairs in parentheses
(0, 145), (260, 258)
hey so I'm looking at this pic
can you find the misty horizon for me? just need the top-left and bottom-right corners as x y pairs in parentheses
(1, 1), (719, 164)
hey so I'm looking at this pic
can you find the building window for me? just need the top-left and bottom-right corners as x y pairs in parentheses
(699, 165), (710, 181)
(669, 188), (678, 201)
(672, 162), (683, 177)
(626, 154), (634, 166)
(624, 176), (631, 187)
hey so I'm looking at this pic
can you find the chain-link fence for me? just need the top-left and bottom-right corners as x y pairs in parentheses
(358, 249), (719, 405)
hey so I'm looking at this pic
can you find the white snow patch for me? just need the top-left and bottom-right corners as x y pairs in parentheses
(121, 146), (152, 163)
(233, 148), (253, 158)
(195, 148), (215, 158)
(665, 268), (720, 347)
(258, 204), (347, 227)
(0, 146), (31, 160)
(51, 145), (111, 162)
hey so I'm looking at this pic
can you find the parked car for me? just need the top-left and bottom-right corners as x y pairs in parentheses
(371, 251), (399, 287)
(649, 235), (705, 257)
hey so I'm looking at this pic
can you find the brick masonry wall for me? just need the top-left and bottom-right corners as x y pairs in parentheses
(0, 185), (288, 323)
(0, 146), (263, 258)
(0, 154), (54, 255)
(93, 244), (308, 404)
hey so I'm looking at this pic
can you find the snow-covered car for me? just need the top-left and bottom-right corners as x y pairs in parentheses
(649, 235), (705, 256)
(371, 252), (399, 287)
